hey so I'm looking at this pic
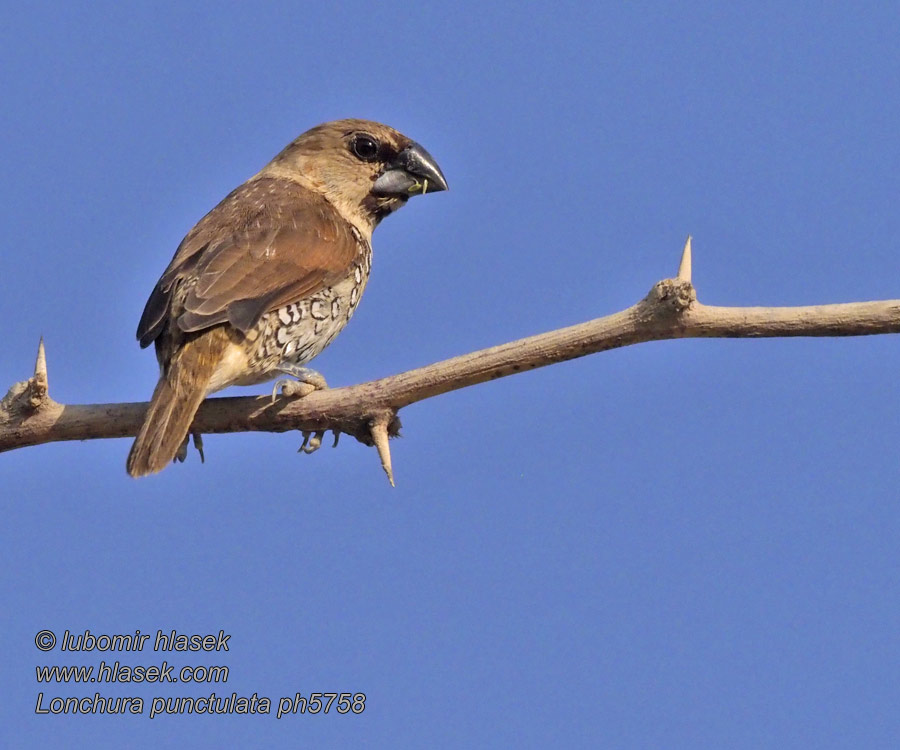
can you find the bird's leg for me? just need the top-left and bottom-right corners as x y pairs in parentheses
(271, 365), (329, 401)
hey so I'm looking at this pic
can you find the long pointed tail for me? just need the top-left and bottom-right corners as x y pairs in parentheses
(126, 336), (222, 477)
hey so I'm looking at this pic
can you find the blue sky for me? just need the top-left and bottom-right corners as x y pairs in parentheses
(3, 2), (900, 747)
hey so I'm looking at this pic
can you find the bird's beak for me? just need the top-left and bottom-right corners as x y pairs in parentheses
(373, 142), (449, 197)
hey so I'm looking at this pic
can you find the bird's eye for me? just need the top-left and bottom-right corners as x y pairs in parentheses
(351, 134), (380, 161)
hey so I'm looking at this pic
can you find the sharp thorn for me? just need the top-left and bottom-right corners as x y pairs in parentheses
(29, 336), (49, 407)
(34, 336), (47, 381)
(370, 415), (395, 487)
(677, 235), (693, 282)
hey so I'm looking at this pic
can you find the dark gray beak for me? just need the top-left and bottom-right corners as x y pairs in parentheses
(373, 142), (448, 196)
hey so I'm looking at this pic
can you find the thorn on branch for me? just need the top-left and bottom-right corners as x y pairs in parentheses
(28, 337), (48, 409)
(644, 238), (697, 313)
(369, 412), (396, 487)
(678, 236), (692, 282)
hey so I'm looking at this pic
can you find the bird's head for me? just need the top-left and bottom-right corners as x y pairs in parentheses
(262, 118), (448, 234)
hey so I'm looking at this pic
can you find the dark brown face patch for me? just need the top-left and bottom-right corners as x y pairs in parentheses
(361, 192), (409, 225)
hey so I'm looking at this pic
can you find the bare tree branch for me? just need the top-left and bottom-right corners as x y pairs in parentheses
(3, 239), (899, 482)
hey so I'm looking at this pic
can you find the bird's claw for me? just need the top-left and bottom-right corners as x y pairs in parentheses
(175, 436), (188, 463)
(271, 378), (317, 402)
(299, 430), (325, 454)
(271, 367), (329, 403)
(192, 431), (205, 463)
(173, 431), (205, 464)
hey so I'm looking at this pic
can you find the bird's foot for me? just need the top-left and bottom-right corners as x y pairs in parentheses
(297, 428), (341, 455)
(271, 366), (329, 402)
(268, 366), (332, 454)
(174, 430), (205, 464)
(299, 430), (326, 454)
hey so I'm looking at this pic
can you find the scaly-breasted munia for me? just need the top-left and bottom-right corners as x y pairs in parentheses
(127, 119), (447, 477)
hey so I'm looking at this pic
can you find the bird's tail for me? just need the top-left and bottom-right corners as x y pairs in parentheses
(126, 336), (221, 478)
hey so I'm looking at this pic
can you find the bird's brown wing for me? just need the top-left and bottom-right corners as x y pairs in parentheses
(137, 178), (362, 348)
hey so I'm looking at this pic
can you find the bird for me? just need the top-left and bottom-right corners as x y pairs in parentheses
(126, 119), (447, 477)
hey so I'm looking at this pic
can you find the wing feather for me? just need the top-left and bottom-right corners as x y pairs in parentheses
(136, 177), (362, 346)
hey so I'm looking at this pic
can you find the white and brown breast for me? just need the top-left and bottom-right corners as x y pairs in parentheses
(241, 238), (371, 385)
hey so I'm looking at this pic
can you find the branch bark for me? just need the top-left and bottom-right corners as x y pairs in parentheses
(3, 239), (899, 482)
